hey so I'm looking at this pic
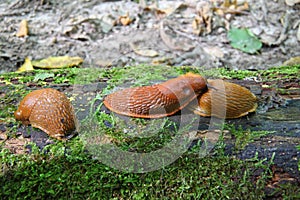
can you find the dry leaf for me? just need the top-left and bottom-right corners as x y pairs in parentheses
(0, 132), (8, 142)
(237, 2), (249, 12)
(203, 46), (224, 58)
(3, 136), (30, 155)
(119, 13), (133, 26)
(16, 19), (29, 37)
(192, 16), (203, 35)
(17, 57), (34, 72)
(285, 0), (300, 6)
(196, 2), (212, 34)
(144, 2), (185, 19)
(134, 49), (158, 57)
(32, 56), (83, 69)
(152, 57), (172, 65)
(130, 43), (158, 57)
(283, 56), (300, 66)
(214, 0), (249, 15)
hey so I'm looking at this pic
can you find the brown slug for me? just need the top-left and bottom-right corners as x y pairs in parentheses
(194, 79), (257, 119)
(103, 73), (207, 118)
(14, 88), (77, 140)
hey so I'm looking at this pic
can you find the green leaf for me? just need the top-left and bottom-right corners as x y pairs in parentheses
(228, 27), (262, 54)
(33, 72), (55, 82)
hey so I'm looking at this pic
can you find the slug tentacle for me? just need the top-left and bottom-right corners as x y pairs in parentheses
(103, 73), (207, 118)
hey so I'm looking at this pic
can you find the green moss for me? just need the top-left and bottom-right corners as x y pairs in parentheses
(103, 65), (179, 89)
(224, 124), (273, 150)
(0, 138), (272, 199)
(0, 64), (299, 199)
(195, 65), (300, 80)
(0, 84), (27, 122)
(0, 68), (106, 86)
(81, 111), (191, 153)
(298, 145), (300, 171)
(260, 65), (300, 81)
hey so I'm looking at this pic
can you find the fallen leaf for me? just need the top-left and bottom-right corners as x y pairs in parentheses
(237, 2), (249, 12)
(17, 57), (34, 72)
(32, 56), (83, 69)
(203, 46), (224, 58)
(134, 49), (158, 57)
(214, 0), (249, 15)
(144, 2), (184, 19)
(283, 56), (300, 66)
(228, 27), (262, 54)
(130, 43), (158, 57)
(33, 73), (55, 82)
(1, 80), (12, 85)
(16, 19), (29, 37)
(119, 13), (133, 26)
(152, 57), (172, 65)
(3, 136), (30, 155)
(0, 132), (8, 142)
(192, 16), (202, 35)
(285, 0), (300, 6)
(194, 2), (212, 34)
(95, 59), (113, 67)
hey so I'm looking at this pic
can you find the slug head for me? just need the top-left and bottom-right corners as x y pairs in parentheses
(14, 90), (43, 124)
(181, 73), (208, 95)
(160, 73), (207, 100)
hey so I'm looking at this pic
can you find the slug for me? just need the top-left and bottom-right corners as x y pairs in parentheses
(14, 88), (77, 140)
(194, 79), (257, 119)
(103, 73), (207, 118)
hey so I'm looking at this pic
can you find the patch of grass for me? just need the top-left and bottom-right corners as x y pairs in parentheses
(82, 110), (192, 153)
(224, 124), (273, 150)
(66, 67), (106, 85)
(196, 65), (300, 81)
(0, 68), (106, 86)
(0, 137), (272, 199)
(101, 65), (180, 95)
(274, 183), (300, 199)
(1, 64), (299, 199)
(297, 145), (300, 172)
(260, 65), (300, 81)
(0, 84), (27, 123)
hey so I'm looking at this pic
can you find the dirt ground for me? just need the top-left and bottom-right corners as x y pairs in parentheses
(0, 0), (299, 73)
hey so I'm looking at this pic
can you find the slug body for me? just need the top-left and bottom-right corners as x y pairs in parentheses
(103, 73), (207, 118)
(194, 79), (257, 119)
(14, 88), (77, 140)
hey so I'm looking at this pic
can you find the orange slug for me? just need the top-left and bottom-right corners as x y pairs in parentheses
(194, 79), (258, 119)
(14, 88), (77, 140)
(103, 73), (207, 118)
